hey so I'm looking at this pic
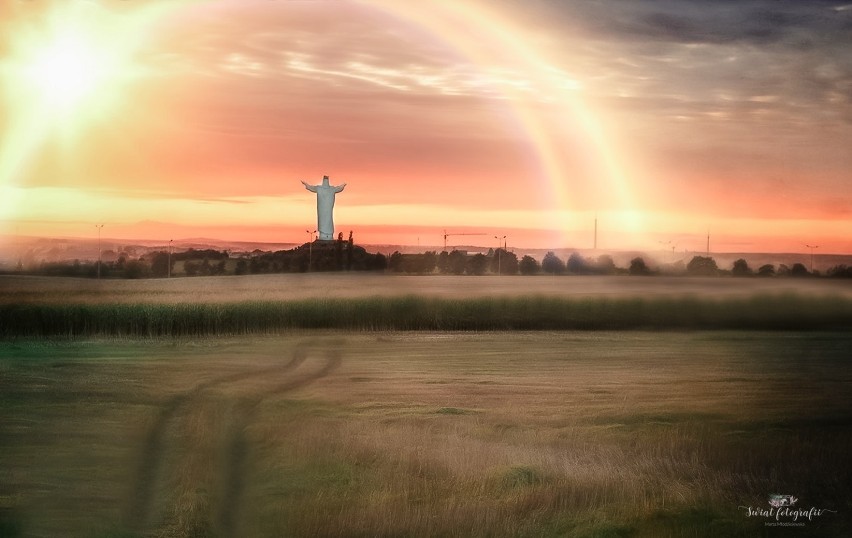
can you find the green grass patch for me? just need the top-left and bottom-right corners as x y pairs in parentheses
(497, 465), (549, 489)
(435, 406), (472, 415)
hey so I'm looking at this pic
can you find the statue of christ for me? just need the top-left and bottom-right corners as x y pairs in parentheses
(301, 175), (346, 240)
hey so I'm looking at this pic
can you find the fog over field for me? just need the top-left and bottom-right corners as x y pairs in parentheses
(2, 273), (851, 305)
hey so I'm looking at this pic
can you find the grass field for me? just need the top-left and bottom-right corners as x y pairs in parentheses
(3, 273), (852, 304)
(1, 332), (850, 537)
(1, 274), (850, 536)
(2, 275), (852, 336)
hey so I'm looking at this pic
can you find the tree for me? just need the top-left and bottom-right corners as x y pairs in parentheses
(198, 259), (213, 276)
(757, 264), (775, 277)
(594, 255), (616, 275)
(466, 253), (488, 275)
(248, 257), (269, 274)
(490, 248), (518, 275)
(541, 252), (565, 274)
(123, 259), (149, 279)
(447, 251), (467, 275)
(184, 261), (198, 276)
(790, 263), (809, 277)
(371, 253), (387, 271)
(731, 258), (752, 277)
(235, 259), (248, 275)
(390, 252), (437, 274)
(501, 250), (518, 275)
(567, 252), (588, 274)
(687, 256), (718, 276)
(347, 231), (354, 269)
(437, 251), (451, 274)
(335, 233), (344, 270)
(519, 255), (539, 275)
(629, 257), (650, 276)
(388, 251), (404, 272)
(828, 264), (852, 278)
(150, 252), (174, 277)
(421, 251), (438, 274)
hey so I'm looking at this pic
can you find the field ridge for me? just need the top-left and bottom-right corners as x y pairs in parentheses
(2, 293), (851, 336)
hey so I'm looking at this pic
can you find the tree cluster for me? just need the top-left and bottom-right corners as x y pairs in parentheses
(15, 244), (851, 281)
(238, 238), (386, 274)
(539, 252), (620, 275)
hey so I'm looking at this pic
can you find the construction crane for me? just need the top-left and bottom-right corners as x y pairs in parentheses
(443, 230), (487, 251)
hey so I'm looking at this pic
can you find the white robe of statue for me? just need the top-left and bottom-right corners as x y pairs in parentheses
(301, 175), (346, 240)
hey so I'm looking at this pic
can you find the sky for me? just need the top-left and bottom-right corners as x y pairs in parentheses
(1, 0), (850, 253)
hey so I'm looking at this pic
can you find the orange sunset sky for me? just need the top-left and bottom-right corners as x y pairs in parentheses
(1, 0), (850, 253)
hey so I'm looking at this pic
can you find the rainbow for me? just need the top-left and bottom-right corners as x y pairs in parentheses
(361, 1), (648, 247)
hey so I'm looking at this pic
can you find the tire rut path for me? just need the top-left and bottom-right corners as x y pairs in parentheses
(124, 340), (339, 533)
(218, 346), (343, 537)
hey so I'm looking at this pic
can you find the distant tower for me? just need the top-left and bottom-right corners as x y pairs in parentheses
(594, 215), (598, 250)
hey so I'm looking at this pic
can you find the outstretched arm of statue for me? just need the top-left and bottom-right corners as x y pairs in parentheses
(301, 180), (318, 193)
(333, 183), (346, 193)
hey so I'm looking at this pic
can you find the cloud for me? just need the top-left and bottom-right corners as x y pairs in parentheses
(512, 0), (852, 46)
(4, 0), (850, 241)
(624, 4), (848, 46)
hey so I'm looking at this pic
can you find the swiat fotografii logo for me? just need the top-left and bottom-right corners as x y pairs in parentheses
(739, 494), (837, 528)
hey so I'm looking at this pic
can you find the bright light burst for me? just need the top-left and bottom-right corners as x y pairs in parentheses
(6, 5), (150, 125)
(0, 1), (180, 235)
(23, 30), (119, 112)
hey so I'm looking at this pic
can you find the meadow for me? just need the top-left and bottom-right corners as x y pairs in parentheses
(0, 274), (850, 537)
(1, 333), (850, 537)
(4, 273), (852, 304)
(2, 274), (852, 336)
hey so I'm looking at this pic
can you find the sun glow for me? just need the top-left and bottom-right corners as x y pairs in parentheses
(0, 1), (182, 221)
(24, 31), (118, 112)
(5, 3), (163, 127)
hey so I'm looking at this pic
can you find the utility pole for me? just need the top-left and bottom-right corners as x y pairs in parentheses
(706, 228), (710, 255)
(659, 240), (672, 263)
(805, 244), (819, 273)
(168, 239), (173, 278)
(594, 215), (597, 250)
(95, 224), (104, 279)
(494, 235), (506, 275)
(306, 229), (316, 271)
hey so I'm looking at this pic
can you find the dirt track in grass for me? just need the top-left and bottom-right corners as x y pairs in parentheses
(121, 339), (342, 537)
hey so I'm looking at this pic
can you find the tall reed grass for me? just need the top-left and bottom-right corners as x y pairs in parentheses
(2, 293), (850, 336)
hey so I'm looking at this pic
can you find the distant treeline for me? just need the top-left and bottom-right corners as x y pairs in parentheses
(18, 241), (387, 279)
(387, 250), (852, 279)
(11, 245), (852, 280)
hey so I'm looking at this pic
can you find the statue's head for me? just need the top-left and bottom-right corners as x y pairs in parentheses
(322, 175), (329, 186)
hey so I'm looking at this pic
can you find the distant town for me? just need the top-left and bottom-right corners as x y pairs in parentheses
(2, 234), (851, 279)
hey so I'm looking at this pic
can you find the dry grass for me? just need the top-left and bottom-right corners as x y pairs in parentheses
(1, 333), (849, 537)
(3, 273), (852, 305)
